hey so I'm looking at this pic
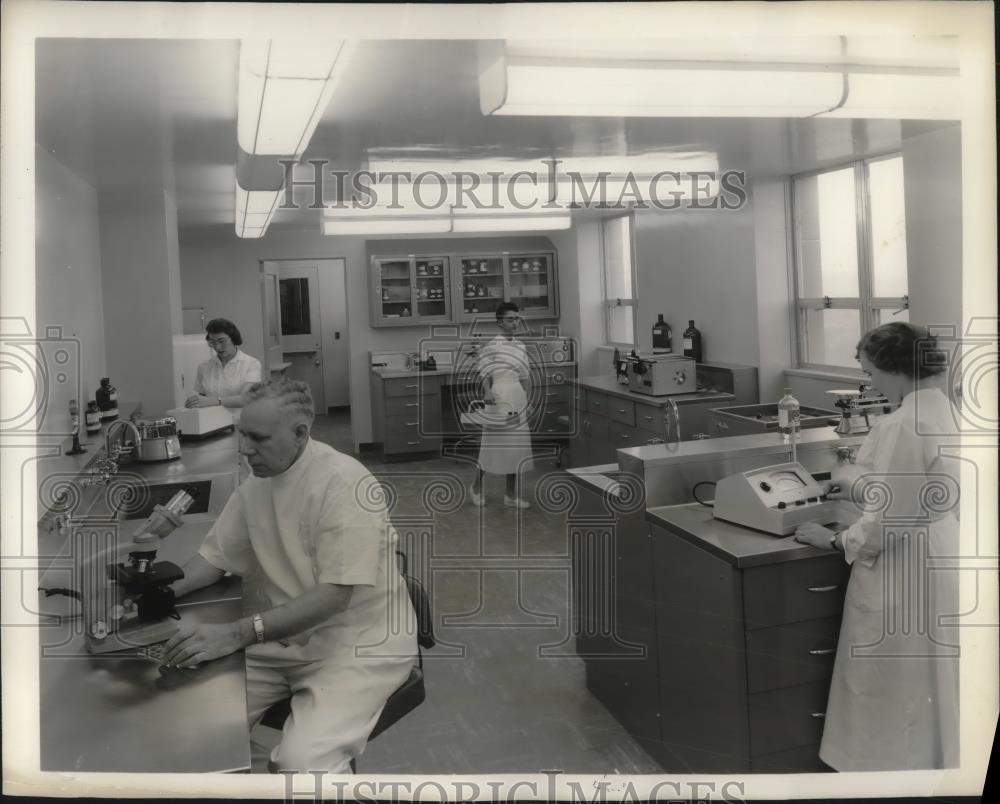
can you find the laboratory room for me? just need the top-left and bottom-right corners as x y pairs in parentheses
(21, 18), (989, 783)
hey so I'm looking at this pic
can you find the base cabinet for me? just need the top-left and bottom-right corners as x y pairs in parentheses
(573, 517), (850, 772)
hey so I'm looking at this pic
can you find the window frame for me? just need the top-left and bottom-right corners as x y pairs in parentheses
(601, 213), (640, 349)
(790, 152), (910, 372)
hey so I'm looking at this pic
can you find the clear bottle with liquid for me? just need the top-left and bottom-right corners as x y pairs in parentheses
(777, 388), (801, 440)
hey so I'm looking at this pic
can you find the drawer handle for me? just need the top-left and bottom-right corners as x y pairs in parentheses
(643, 415), (654, 421)
(406, 421), (418, 426)
(545, 409), (558, 414)
(593, 401), (601, 406)
(616, 408), (627, 414)
(808, 647), (836, 656)
(545, 392), (560, 397)
(407, 441), (420, 445)
(810, 712), (826, 719)
(716, 421), (729, 430)
(405, 384), (418, 389)
(405, 403), (419, 408)
(807, 584), (841, 593)
(620, 433), (632, 439)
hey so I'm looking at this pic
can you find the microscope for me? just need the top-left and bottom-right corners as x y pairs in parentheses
(81, 489), (196, 654)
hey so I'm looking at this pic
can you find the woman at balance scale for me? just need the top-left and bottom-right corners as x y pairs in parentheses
(185, 318), (262, 421)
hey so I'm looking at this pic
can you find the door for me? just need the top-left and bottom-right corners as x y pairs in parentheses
(278, 264), (325, 412)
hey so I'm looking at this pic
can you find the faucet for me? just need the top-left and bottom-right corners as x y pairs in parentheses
(664, 398), (681, 449)
(103, 420), (142, 474)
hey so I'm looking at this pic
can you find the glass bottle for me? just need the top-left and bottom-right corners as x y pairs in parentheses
(682, 320), (702, 363)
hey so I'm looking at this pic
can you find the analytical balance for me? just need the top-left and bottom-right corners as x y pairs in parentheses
(626, 354), (697, 396)
(713, 461), (839, 535)
(825, 384), (894, 435)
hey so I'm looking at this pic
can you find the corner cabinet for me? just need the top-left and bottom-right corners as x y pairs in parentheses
(369, 249), (559, 327)
(370, 256), (453, 327)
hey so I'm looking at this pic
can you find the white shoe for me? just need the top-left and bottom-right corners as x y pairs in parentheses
(470, 487), (485, 507)
(503, 495), (530, 510)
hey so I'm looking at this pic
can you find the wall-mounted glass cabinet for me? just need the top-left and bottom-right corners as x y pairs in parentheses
(455, 251), (557, 322)
(370, 256), (452, 327)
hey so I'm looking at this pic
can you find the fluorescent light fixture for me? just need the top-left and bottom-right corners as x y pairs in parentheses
(451, 214), (572, 233)
(239, 40), (355, 156)
(479, 40), (960, 119)
(323, 217), (453, 236)
(235, 184), (281, 238)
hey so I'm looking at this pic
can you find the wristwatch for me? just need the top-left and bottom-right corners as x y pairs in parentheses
(252, 613), (265, 643)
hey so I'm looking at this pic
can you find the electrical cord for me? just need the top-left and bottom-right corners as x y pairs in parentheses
(691, 480), (716, 508)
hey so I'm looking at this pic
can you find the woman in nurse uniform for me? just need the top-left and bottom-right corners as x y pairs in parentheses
(795, 322), (960, 771)
(185, 318), (262, 420)
(470, 303), (534, 509)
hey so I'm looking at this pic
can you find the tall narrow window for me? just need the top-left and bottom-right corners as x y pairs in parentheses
(603, 215), (638, 348)
(791, 155), (909, 369)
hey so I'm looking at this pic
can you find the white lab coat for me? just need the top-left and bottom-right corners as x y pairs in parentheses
(820, 387), (960, 771)
(200, 439), (417, 771)
(194, 348), (262, 420)
(476, 335), (534, 475)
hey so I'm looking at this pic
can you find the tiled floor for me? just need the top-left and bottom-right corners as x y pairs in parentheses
(251, 411), (662, 774)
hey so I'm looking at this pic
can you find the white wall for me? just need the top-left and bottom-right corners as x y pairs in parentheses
(548, 221), (604, 377)
(902, 123), (962, 330)
(35, 145), (107, 422)
(633, 202), (760, 367)
(178, 229), (564, 448)
(98, 188), (182, 417)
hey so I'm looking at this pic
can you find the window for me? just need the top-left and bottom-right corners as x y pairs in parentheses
(602, 215), (638, 348)
(791, 155), (909, 370)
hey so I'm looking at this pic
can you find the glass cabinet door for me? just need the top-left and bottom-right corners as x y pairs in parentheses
(375, 259), (415, 322)
(414, 257), (451, 321)
(506, 252), (556, 317)
(457, 255), (505, 319)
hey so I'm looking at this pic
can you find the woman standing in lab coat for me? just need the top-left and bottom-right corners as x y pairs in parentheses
(470, 303), (534, 508)
(795, 322), (960, 771)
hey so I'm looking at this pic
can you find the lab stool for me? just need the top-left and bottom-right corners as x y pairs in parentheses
(259, 553), (434, 772)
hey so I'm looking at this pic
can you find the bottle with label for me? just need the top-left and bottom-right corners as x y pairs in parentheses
(652, 314), (672, 352)
(85, 401), (102, 435)
(95, 377), (119, 421)
(777, 388), (801, 440)
(682, 320), (703, 363)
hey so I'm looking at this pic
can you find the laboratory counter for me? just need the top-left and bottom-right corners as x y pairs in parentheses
(573, 374), (733, 406)
(35, 426), (251, 773)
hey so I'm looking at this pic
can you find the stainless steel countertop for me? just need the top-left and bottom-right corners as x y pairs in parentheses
(646, 503), (850, 569)
(35, 427), (250, 773)
(575, 375), (735, 406)
(40, 592), (250, 772)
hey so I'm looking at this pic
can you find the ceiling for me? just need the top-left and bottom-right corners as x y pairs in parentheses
(35, 38), (957, 233)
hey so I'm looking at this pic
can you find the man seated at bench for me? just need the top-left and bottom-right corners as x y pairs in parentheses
(164, 376), (417, 773)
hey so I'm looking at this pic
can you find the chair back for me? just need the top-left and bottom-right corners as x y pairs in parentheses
(396, 550), (435, 652)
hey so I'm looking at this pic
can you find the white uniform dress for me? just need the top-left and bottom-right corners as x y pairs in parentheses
(820, 387), (960, 771)
(199, 439), (417, 772)
(194, 348), (262, 420)
(476, 335), (534, 476)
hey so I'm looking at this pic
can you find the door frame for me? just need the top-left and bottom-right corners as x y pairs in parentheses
(259, 257), (352, 415)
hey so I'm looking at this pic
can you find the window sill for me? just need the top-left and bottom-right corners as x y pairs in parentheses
(785, 367), (866, 383)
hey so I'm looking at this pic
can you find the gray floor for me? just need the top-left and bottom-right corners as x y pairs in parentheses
(251, 410), (661, 774)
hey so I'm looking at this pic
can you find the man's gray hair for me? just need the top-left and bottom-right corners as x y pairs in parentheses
(245, 377), (315, 429)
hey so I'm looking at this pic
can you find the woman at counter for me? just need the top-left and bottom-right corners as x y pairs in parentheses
(185, 318), (262, 417)
(794, 322), (960, 771)
(470, 303), (534, 509)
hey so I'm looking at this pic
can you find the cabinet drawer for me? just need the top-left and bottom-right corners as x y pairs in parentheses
(537, 368), (574, 386)
(743, 555), (850, 630)
(537, 402), (570, 434)
(385, 411), (442, 440)
(745, 617), (841, 693)
(384, 376), (440, 397)
(608, 399), (636, 427)
(587, 391), (609, 415)
(634, 404), (663, 430)
(386, 395), (439, 416)
(384, 431), (442, 454)
(748, 681), (831, 757)
(538, 386), (571, 404)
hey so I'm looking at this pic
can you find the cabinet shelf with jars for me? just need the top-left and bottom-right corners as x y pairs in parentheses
(370, 256), (452, 327)
(457, 251), (558, 322)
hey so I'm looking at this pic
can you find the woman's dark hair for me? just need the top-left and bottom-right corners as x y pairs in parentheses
(495, 302), (520, 320)
(205, 318), (243, 346)
(856, 322), (947, 379)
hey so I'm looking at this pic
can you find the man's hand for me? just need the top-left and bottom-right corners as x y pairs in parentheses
(161, 620), (250, 668)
